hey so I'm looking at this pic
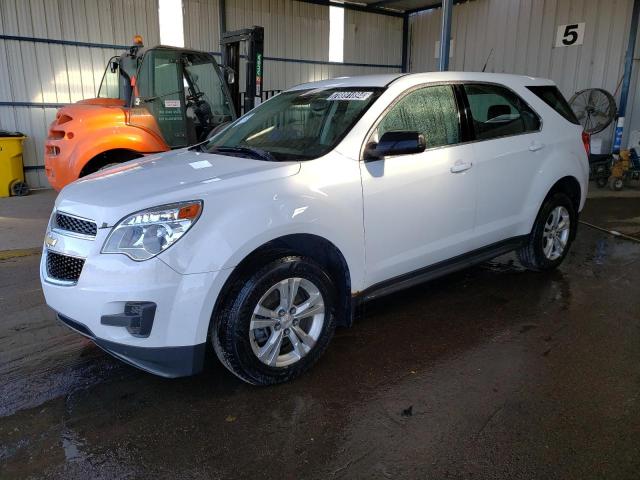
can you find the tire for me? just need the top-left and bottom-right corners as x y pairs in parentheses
(10, 181), (29, 196)
(98, 163), (120, 172)
(212, 256), (336, 385)
(596, 177), (607, 188)
(517, 192), (577, 271)
(608, 176), (624, 191)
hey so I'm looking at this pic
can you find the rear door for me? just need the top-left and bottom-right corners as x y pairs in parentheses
(461, 83), (543, 246)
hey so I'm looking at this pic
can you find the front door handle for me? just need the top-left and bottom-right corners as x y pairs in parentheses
(529, 141), (545, 152)
(450, 160), (473, 173)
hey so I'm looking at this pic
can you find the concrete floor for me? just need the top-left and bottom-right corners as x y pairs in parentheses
(0, 189), (56, 251)
(1, 186), (639, 478)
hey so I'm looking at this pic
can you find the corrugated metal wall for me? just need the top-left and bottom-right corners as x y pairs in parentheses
(183, 0), (403, 92)
(343, 8), (403, 74)
(0, 0), (160, 188)
(4, 0), (638, 189)
(408, 0), (639, 149)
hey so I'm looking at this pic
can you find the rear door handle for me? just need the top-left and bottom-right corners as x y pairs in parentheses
(450, 160), (473, 173)
(529, 141), (545, 152)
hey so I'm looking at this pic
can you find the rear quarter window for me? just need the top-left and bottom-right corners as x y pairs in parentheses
(527, 85), (580, 125)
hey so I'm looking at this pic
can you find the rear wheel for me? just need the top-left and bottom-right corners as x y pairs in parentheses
(517, 192), (577, 271)
(212, 256), (336, 385)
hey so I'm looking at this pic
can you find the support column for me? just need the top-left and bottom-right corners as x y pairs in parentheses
(401, 14), (409, 73)
(613, 0), (640, 152)
(438, 0), (453, 71)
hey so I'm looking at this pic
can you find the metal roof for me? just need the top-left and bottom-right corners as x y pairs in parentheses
(296, 0), (453, 17)
(356, 0), (443, 14)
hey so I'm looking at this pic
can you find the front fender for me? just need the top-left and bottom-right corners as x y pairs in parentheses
(68, 126), (168, 178)
(159, 154), (366, 292)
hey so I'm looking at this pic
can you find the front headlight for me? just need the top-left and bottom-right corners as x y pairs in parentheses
(102, 201), (203, 261)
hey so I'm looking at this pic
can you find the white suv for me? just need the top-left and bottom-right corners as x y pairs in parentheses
(41, 72), (589, 385)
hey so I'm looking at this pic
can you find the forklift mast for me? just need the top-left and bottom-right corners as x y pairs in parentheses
(221, 26), (264, 115)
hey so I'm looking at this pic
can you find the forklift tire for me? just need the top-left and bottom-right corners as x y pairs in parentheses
(98, 163), (120, 172)
(608, 176), (624, 191)
(596, 177), (607, 188)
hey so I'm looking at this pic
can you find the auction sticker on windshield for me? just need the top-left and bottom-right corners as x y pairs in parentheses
(327, 91), (373, 101)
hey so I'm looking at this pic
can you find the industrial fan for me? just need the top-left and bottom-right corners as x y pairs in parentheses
(569, 88), (617, 134)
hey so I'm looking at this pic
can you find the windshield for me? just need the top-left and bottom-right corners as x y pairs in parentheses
(202, 87), (383, 161)
(129, 49), (234, 146)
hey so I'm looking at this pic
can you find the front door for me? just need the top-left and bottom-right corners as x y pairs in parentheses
(130, 49), (188, 147)
(360, 84), (477, 287)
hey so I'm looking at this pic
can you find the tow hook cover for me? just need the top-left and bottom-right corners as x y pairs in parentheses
(101, 302), (157, 337)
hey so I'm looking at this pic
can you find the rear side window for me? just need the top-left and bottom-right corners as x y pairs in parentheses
(527, 85), (580, 125)
(377, 85), (460, 149)
(463, 84), (540, 140)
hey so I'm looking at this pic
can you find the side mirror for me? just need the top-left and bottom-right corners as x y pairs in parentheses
(364, 131), (426, 161)
(110, 61), (119, 74)
(223, 67), (236, 85)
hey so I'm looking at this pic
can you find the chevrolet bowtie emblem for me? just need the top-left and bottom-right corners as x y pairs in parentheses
(44, 232), (58, 248)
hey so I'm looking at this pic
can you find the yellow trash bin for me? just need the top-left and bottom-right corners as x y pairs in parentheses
(0, 131), (29, 197)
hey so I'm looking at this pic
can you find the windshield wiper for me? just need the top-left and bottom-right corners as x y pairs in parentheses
(207, 145), (278, 162)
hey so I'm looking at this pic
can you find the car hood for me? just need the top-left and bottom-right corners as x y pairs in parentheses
(55, 148), (300, 226)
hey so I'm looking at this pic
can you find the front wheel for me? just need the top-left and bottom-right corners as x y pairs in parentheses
(517, 192), (577, 271)
(212, 256), (336, 385)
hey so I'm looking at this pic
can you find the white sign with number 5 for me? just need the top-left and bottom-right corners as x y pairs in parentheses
(555, 23), (585, 47)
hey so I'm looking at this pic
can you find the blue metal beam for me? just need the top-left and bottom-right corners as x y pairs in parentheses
(613, 0), (640, 152)
(438, 0), (453, 71)
(0, 34), (127, 50)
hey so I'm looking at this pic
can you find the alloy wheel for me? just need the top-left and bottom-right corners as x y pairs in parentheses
(542, 206), (570, 260)
(249, 277), (325, 367)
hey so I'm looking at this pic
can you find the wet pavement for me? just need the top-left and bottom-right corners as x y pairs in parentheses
(581, 197), (640, 240)
(1, 222), (640, 479)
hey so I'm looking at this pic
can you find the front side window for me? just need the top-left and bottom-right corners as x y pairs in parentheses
(376, 84), (461, 149)
(97, 56), (121, 99)
(204, 88), (383, 161)
(464, 84), (540, 140)
(98, 55), (139, 104)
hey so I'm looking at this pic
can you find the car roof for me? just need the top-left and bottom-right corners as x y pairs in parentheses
(288, 72), (556, 91)
(288, 74), (405, 90)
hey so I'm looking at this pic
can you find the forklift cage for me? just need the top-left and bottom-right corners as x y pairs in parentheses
(221, 26), (264, 115)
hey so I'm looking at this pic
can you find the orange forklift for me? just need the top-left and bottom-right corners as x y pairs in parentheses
(45, 27), (264, 191)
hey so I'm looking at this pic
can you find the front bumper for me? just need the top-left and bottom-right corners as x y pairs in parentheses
(41, 226), (228, 377)
(56, 314), (206, 377)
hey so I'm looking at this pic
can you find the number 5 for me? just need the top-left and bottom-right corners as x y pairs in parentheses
(562, 24), (579, 45)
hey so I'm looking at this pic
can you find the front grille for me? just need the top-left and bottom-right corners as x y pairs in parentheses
(54, 212), (97, 237)
(46, 251), (85, 283)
